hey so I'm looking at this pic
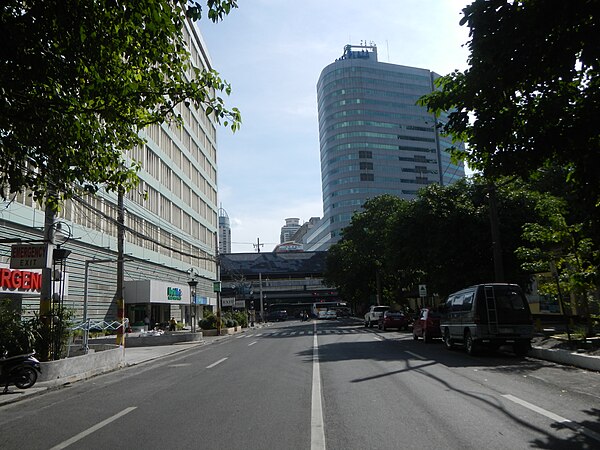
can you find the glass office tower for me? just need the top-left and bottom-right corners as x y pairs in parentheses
(305, 43), (464, 250)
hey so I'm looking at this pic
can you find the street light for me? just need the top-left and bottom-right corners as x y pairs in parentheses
(187, 279), (198, 333)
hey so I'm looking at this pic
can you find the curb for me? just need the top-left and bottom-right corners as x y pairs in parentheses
(530, 346), (600, 372)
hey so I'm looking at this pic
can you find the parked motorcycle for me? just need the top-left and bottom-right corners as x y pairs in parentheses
(0, 351), (42, 393)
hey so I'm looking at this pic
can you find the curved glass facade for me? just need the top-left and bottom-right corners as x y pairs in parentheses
(306, 44), (465, 250)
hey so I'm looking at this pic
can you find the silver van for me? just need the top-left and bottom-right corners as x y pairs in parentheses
(440, 284), (533, 356)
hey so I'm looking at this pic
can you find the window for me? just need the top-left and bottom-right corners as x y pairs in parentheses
(360, 173), (374, 182)
(359, 162), (373, 170)
(358, 150), (372, 159)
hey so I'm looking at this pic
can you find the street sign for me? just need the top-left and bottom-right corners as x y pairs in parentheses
(213, 281), (221, 292)
(221, 297), (235, 307)
(419, 284), (427, 298)
(10, 243), (53, 269)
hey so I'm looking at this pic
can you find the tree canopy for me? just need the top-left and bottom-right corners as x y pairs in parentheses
(324, 178), (556, 312)
(0, 0), (240, 209)
(420, 0), (600, 239)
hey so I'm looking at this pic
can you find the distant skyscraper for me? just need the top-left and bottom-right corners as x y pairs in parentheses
(305, 43), (465, 250)
(280, 218), (301, 243)
(218, 206), (232, 254)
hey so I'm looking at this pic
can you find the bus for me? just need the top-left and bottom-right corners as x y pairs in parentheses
(312, 301), (351, 318)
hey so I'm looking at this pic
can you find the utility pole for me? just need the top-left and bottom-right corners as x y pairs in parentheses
(253, 237), (264, 253)
(488, 182), (505, 282)
(40, 199), (56, 361)
(115, 187), (126, 347)
(215, 231), (221, 336)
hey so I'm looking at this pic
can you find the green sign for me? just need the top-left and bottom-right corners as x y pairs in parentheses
(213, 281), (221, 293)
(167, 287), (182, 301)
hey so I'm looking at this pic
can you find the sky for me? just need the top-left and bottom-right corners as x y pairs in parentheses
(199, 0), (473, 253)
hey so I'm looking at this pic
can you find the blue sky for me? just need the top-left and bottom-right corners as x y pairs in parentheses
(199, 1), (472, 253)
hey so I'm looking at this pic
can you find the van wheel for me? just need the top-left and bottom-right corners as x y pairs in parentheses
(513, 341), (531, 357)
(423, 331), (430, 343)
(465, 331), (478, 356)
(443, 329), (454, 350)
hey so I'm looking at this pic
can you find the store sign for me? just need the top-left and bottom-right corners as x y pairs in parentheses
(11, 244), (54, 269)
(167, 287), (182, 301)
(221, 297), (235, 307)
(0, 268), (42, 292)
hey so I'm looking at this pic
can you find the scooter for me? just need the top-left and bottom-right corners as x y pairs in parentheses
(0, 351), (42, 393)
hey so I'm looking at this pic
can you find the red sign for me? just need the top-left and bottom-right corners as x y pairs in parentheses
(0, 268), (42, 292)
(10, 244), (53, 269)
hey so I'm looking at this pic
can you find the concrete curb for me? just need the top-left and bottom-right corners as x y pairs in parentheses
(530, 346), (600, 372)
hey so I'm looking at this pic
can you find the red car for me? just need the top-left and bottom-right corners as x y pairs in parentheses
(378, 311), (409, 331)
(412, 308), (442, 342)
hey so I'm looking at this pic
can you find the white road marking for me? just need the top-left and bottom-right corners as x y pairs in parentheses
(373, 336), (382, 341)
(50, 407), (137, 449)
(206, 357), (228, 369)
(503, 394), (600, 443)
(248, 341), (258, 346)
(405, 351), (427, 360)
(311, 323), (326, 450)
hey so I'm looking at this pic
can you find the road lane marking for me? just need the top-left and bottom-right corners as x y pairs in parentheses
(311, 323), (326, 450)
(405, 351), (427, 360)
(248, 341), (258, 346)
(502, 394), (600, 443)
(50, 407), (137, 449)
(206, 357), (228, 369)
(373, 336), (382, 341)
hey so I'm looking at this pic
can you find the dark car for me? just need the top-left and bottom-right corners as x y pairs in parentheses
(377, 310), (409, 331)
(412, 308), (442, 342)
(267, 310), (288, 322)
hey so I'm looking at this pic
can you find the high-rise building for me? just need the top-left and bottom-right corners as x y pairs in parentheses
(280, 218), (301, 243)
(305, 43), (465, 250)
(218, 206), (232, 254)
(0, 18), (219, 328)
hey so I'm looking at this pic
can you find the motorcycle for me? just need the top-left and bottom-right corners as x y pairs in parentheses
(0, 351), (42, 393)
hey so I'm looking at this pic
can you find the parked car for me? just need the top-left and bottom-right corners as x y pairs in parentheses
(378, 310), (409, 331)
(267, 310), (288, 322)
(412, 308), (442, 342)
(440, 283), (533, 356)
(364, 305), (390, 328)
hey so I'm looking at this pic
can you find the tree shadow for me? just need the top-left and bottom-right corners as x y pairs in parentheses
(295, 326), (600, 448)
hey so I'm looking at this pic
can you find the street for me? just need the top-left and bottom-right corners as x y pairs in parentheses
(1, 319), (599, 450)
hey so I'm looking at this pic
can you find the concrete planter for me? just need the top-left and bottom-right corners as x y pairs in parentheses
(39, 345), (124, 387)
(201, 327), (241, 336)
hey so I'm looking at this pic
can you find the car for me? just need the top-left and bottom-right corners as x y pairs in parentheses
(378, 310), (409, 331)
(267, 310), (288, 322)
(325, 310), (337, 320)
(440, 283), (533, 356)
(412, 308), (442, 342)
(364, 305), (390, 328)
(317, 310), (328, 319)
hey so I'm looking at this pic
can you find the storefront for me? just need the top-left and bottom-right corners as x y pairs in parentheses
(124, 280), (217, 329)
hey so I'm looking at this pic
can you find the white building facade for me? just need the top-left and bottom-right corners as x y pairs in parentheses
(0, 19), (220, 329)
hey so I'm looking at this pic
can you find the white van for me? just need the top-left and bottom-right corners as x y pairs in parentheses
(440, 284), (533, 356)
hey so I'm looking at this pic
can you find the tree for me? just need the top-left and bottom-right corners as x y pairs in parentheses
(0, 0), (241, 209)
(325, 177), (553, 306)
(324, 195), (405, 313)
(420, 0), (600, 242)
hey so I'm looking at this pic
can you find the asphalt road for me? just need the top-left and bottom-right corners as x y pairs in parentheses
(1, 319), (599, 450)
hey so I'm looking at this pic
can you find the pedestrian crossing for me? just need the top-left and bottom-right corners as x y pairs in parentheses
(245, 329), (378, 338)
